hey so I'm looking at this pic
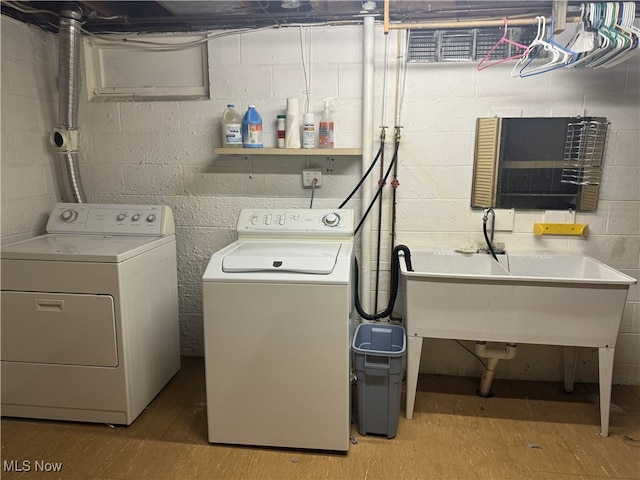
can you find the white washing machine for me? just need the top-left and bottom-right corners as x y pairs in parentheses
(202, 208), (355, 451)
(1, 203), (181, 425)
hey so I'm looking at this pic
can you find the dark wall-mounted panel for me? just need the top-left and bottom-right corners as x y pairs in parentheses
(471, 117), (608, 211)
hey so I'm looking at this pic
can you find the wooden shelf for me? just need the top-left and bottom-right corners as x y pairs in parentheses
(213, 147), (362, 156)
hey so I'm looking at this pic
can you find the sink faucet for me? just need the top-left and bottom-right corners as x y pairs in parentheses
(478, 208), (505, 257)
(483, 208), (495, 246)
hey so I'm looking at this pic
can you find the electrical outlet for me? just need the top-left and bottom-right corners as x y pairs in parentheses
(302, 169), (322, 187)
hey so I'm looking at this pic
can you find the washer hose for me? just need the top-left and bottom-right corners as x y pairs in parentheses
(354, 244), (413, 321)
(338, 142), (383, 209)
(354, 139), (399, 235)
(483, 220), (498, 261)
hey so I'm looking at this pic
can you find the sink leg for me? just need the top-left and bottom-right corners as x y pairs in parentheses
(405, 335), (423, 420)
(563, 346), (579, 392)
(598, 347), (615, 437)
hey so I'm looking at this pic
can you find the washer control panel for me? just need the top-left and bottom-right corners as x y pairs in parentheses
(46, 203), (175, 236)
(237, 209), (354, 239)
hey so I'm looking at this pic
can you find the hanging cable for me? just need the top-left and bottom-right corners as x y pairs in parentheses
(309, 177), (317, 208)
(395, 30), (410, 129)
(373, 127), (387, 313)
(389, 29), (409, 253)
(345, 27), (392, 314)
(389, 127), (401, 250)
(299, 25), (311, 113)
(381, 33), (391, 126)
(483, 219), (498, 261)
(354, 137), (400, 236)
(354, 244), (413, 321)
(455, 340), (488, 369)
(338, 142), (384, 209)
(371, 29), (393, 315)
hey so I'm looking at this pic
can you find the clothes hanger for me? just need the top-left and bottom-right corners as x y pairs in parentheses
(510, 2), (639, 75)
(545, 16), (579, 64)
(579, 2), (617, 68)
(570, 2), (603, 68)
(602, 2), (640, 68)
(565, 3), (596, 56)
(511, 16), (558, 77)
(477, 17), (530, 70)
(517, 17), (572, 77)
(597, 2), (638, 68)
(588, 2), (631, 68)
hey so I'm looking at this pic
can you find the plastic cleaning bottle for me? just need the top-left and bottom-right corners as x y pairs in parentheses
(242, 105), (263, 148)
(302, 113), (315, 149)
(222, 104), (243, 148)
(318, 98), (335, 149)
(277, 114), (286, 148)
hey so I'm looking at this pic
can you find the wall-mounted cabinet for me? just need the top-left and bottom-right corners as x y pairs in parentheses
(213, 148), (362, 156)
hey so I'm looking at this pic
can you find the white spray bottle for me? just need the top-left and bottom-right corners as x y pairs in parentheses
(319, 97), (335, 149)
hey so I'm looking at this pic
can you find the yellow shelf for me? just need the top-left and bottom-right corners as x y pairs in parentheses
(533, 223), (589, 237)
(213, 147), (362, 156)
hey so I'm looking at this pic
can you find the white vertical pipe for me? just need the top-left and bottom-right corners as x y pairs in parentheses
(361, 15), (375, 311)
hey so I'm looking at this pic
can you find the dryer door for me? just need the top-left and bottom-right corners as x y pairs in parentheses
(1, 291), (118, 367)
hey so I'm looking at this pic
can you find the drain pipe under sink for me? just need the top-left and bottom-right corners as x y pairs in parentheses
(475, 341), (517, 397)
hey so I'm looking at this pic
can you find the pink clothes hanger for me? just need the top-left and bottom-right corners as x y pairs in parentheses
(477, 17), (531, 70)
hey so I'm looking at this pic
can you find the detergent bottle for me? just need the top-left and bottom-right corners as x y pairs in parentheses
(318, 98), (335, 149)
(221, 104), (242, 148)
(242, 105), (263, 148)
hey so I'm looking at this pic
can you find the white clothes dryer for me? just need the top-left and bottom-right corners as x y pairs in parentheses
(202, 208), (355, 451)
(1, 203), (180, 425)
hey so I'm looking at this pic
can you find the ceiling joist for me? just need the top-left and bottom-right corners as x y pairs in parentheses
(1, 1), (638, 34)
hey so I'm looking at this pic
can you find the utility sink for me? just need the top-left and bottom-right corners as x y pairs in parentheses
(399, 249), (636, 437)
(405, 250), (511, 278)
(504, 252), (634, 284)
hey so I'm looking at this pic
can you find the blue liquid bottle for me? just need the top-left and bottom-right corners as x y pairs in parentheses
(242, 105), (263, 148)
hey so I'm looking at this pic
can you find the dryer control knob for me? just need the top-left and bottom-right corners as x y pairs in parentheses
(117, 213), (126, 221)
(61, 209), (78, 223)
(146, 214), (156, 223)
(322, 212), (340, 226)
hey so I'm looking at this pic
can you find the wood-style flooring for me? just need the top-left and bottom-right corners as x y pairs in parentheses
(2, 356), (639, 479)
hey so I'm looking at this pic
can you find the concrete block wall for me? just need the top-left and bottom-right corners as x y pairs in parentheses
(1, 16), (638, 384)
(78, 25), (365, 356)
(1, 17), (60, 243)
(377, 27), (640, 384)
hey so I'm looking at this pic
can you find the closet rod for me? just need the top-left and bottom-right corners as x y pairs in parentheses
(384, 16), (580, 32)
(382, 0), (578, 33)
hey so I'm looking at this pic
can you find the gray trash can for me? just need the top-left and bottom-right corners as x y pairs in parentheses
(352, 323), (406, 439)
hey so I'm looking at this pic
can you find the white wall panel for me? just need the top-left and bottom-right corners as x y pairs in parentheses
(84, 35), (209, 101)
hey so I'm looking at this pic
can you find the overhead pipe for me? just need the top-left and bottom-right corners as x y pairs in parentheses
(475, 341), (518, 397)
(51, 2), (86, 203)
(384, 16), (580, 32)
(360, 13), (375, 311)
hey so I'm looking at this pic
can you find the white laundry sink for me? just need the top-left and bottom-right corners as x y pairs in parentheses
(399, 249), (636, 437)
(404, 250), (510, 278)
(504, 252), (634, 284)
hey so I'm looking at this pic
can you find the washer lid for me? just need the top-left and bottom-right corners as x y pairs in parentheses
(222, 242), (341, 274)
(0, 234), (172, 262)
